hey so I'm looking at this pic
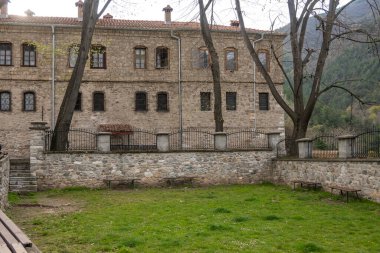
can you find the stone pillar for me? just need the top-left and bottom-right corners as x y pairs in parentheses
(267, 132), (281, 151)
(29, 122), (49, 176)
(338, 135), (355, 159)
(157, 133), (170, 152)
(97, 132), (111, 152)
(296, 138), (312, 159)
(214, 132), (227, 151)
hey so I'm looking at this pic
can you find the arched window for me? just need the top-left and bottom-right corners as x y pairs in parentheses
(156, 47), (169, 69)
(135, 46), (147, 69)
(93, 92), (105, 111)
(135, 92), (147, 111)
(68, 44), (80, 68)
(258, 50), (270, 71)
(0, 91), (11, 111)
(22, 43), (36, 67)
(0, 42), (12, 66)
(91, 45), (106, 69)
(23, 92), (35, 111)
(157, 92), (168, 112)
(225, 48), (237, 71)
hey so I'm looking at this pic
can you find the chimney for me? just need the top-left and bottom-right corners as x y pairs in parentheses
(162, 5), (173, 24)
(103, 13), (113, 19)
(75, 0), (84, 21)
(25, 9), (35, 17)
(230, 20), (239, 27)
(0, 0), (8, 19)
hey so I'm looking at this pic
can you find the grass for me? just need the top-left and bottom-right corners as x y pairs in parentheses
(7, 184), (380, 253)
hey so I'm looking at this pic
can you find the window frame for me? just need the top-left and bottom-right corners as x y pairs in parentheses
(226, 92), (237, 111)
(90, 45), (106, 69)
(23, 91), (36, 112)
(259, 92), (269, 111)
(0, 91), (11, 111)
(200, 92), (212, 111)
(155, 47), (170, 69)
(74, 92), (82, 111)
(258, 50), (270, 72)
(224, 48), (238, 71)
(198, 47), (210, 69)
(93, 92), (105, 112)
(0, 42), (12, 66)
(156, 92), (169, 112)
(134, 46), (147, 69)
(22, 43), (37, 67)
(135, 91), (148, 111)
(68, 44), (80, 68)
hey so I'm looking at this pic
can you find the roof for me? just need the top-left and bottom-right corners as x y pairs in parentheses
(0, 15), (267, 33)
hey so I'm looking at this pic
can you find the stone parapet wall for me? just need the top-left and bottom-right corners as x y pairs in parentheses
(32, 151), (275, 190)
(272, 159), (380, 203)
(0, 155), (10, 210)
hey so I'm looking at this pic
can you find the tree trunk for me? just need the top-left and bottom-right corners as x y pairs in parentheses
(51, 0), (101, 151)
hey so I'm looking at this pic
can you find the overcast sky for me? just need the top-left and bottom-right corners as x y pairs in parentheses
(7, 0), (290, 30)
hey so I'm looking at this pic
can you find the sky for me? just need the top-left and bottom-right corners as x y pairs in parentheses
(7, 0), (289, 30)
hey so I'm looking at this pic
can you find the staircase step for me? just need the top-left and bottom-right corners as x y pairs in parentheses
(10, 186), (37, 192)
(9, 159), (36, 193)
(10, 181), (37, 186)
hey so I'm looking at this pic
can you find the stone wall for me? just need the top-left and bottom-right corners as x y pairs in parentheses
(31, 151), (275, 190)
(0, 155), (10, 210)
(272, 159), (380, 203)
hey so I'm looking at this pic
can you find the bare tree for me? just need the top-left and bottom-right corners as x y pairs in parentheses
(198, 0), (224, 132)
(0, 0), (9, 8)
(235, 0), (379, 154)
(51, 0), (111, 150)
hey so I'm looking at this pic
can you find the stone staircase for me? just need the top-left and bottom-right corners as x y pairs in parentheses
(9, 159), (37, 193)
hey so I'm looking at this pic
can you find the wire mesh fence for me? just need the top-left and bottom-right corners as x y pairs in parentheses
(45, 129), (97, 151)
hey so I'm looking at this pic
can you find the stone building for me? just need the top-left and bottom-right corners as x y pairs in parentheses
(0, 1), (285, 158)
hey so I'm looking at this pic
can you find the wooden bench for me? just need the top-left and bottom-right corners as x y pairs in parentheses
(0, 210), (40, 253)
(103, 178), (140, 189)
(291, 180), (322, 190)
(163, 176), (197, 187)
(329, 185), (361, 202)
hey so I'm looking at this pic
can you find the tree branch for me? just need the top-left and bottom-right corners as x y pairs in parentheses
(302, 48), (316, 66)
(319, 84), (375, 105)
(97, 0), (112, 19)
(271, 44), (294, 95)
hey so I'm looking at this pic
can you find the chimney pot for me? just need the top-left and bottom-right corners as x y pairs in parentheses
(0, 0), (8, 19)
(103, 13), (113, 19)
(162, 5), (173, 24)
(25, 9), (35, 17)
(75, 0), (84, 21)
(230, 20), (240, 27)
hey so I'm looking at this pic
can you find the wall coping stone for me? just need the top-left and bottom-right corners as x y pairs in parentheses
(296, 138), (312, 142)
(273, 157), (380, 163)
(337, 135), (355, 140)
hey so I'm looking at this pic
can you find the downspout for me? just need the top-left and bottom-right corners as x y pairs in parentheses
(51, 25), (56, 129)
(170, 30), (182, 142)
(252, 33), (264, 130)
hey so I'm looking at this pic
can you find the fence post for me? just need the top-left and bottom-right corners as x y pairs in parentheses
(29, 122), (49, 178)
(214, 132), (227, 151)
(97, 132), (111, 152)
(157, 132), (170, 152)
(267, 132), (281, 151)
(338, 135), (355, 159)
(296, 138), (312, 159)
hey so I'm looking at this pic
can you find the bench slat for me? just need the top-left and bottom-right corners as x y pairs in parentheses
(0, 211), (32, 247)
(10, 242), (28, 253)
(0, 236), (12, 253)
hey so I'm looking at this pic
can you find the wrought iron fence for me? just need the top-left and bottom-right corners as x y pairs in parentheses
(110, 128), (157, 152)
(45, 129), (97, 151)
(226, 129), (269, 149)
(352, 127), (380, 158)
(169, 128), (214, 150)
(276, 138), (296, 158)
(311, 135), (339, 158)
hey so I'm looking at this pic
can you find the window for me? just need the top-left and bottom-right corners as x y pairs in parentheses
(23, 92), (35, 111)
(91, 45), (106, 69)
(0, 43), (12, 66)
(200, 92), (211, 111)
(258, 50), (269, 71)
(68, 44), (79, 68)
(157, 92), (168, 112)
(0, 92), (11, 111)
(225, 48), (237, 71)
(22, 43), (36, 67)
(226, 92), (237, 111)
(193, 47), (210, 69)
(156, 47), (169, 69)
(135, 92), (147, 111)
(74, 92), (82, 111)
(135, 47), (146, 69)
(259, 92), (269, 110)
(93, 92), (105, 111)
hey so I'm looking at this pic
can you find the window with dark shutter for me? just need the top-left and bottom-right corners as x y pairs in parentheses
(22, 43), (36, 67)
(0, 91), (11, 111)
(0, 43), (12, 66)
(23, 92), (35, 111)
(135, 92), (147, 111)
(200, 92), (211, 111)
(74, 92), (82, 111)
(157, 92), (168, 111)
(226, 92), (237, 111)
(156, 47), (169, 69)
(259, 92), (269, 110)
(93, 92), (105, 111)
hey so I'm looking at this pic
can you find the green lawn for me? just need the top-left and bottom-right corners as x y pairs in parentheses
(7, 184), (380, 253)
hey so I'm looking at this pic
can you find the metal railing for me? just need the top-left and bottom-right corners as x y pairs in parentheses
(226, 129), (269, 149)
(312, 135), (339, 158)
(276, 138), (296, 158)
(352, 127), (380, 158)
(169, 128), (214, 150)
(45, 129), (97, 151)
(110, 128), (157, 152)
